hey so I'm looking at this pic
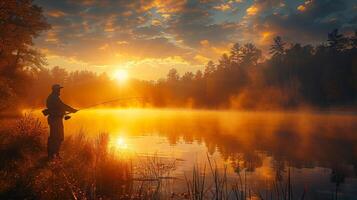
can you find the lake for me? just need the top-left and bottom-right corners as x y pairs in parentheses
(36, 109), (357, 199)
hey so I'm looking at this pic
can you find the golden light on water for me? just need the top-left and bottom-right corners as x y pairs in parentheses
(30, 108), (357, 193)
(108, 134), (130, 153)
(115, 136), (128, 149)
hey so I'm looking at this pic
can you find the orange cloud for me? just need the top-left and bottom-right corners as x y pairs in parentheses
(47, 10), (67, 18)
(259, 31), (274, 45)
(246, 4), (259, 16)
(116, 41), (129, 45)
(214, 3), (232, 11)
(194, 54), (210, 64)
(45, 31), (59, 43)
(142, 0), (186, 14)
(104, 15), (116, 32)
(211, 45), (230, 56)
(98, 44), (109, 50)
(78, 0), (96, 6)
(120, 56), (194, 80)
(161, 13), (171, 19)
(151, 19), (162, 26)
(122, 11), (133, 17)
(298, 0), (312, 11)
(45, 53), (90, 72)
(200, 40), (210, 46)
(297, 5), (306, 12)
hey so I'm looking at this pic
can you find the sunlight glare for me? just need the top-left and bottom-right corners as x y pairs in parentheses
(115, 136), (128, 149)
(113, 69), (129, 83)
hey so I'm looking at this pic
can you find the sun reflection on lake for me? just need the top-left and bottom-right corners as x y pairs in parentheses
(109, 134), (131, 153)
(115, 137), (128, 149)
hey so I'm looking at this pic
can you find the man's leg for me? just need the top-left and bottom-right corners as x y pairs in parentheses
(48, 117), (54, 159)
(47, 117), (63, 159)
(54, 140), (63, 159)
(53, 118), (64, 158)
(47, 133), (55, 159)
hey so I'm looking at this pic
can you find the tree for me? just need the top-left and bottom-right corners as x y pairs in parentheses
(181, 71), (194, 82)
(167, 68), (180, 82)
(204, 61), (215, 77)
(230, 43), (241, 64)
(51, 66), (68, 84)
(327, 29), (347, 51)
(240, 43), (261, 66)
(194, 70), (203, 80)
(0, 0), (50, 74)
(0, 78), (15, 110)
(270, 36), (286, 58)
(0, 0), (49, 111)
(218, 53), (230, 69)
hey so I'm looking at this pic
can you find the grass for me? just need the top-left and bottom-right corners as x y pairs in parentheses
(0, 114), (133, 199)
(0, 114), (179, 199)
(182, 154), (307, 200)
(184, 164), (206, 200)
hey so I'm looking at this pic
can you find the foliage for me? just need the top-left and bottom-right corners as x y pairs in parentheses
(0, 0), (50, 111)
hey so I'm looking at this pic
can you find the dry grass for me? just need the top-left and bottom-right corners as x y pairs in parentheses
(0, 115), (133, 199)
(0, 115), (176, 200)
(183, 155), (307, 200)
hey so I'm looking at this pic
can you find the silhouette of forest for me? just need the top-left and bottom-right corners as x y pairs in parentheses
(0, 1), (356, 112)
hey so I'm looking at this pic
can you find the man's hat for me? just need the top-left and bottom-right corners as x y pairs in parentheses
(52, 84), (63, 91)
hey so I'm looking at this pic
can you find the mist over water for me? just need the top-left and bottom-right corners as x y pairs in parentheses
(32, 108), (357, 199)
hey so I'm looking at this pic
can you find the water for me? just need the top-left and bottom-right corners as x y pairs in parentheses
(42, 109), (357, 199)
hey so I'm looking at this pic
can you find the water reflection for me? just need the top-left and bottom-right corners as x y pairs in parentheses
(110, 136), (129, 150)
(42, 109), (357, 198)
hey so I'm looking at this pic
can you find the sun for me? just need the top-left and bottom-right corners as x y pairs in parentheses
(113, 69), (129, 83)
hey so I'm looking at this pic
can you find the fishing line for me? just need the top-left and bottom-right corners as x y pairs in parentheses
(43, 96), (146, 120)
(62, 96), (145, 120)
(80, 96), (145, 110)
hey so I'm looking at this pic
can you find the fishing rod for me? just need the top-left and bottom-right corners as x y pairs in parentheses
(43, 96), (146, 120)
(64, 96), (146, 120)
(80, 96), (145, 109)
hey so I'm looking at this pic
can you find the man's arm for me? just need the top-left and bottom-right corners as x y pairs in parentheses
(59, 99), (78, 113)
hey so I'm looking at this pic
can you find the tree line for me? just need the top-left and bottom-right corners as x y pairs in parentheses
(0, 0), (356, 111)
(25, 30), (357, 110)
(152, 30), (357, 109)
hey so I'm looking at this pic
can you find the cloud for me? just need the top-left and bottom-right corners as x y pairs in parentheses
(200, 40), (210, 46)
(166, 1), (237, 47)
(47, 10), (67, 18)
(133, 25), (163, 38)
(254, 0), (356, 44)
(234, 0), (357, 53)
(246, 5), (259, 16)
(297, 5), (306, 12)
(125, 56), (199, 80)
(214, 3), (232, 11)
(194, 54), (210, 64)
(33, 0), (357, 79)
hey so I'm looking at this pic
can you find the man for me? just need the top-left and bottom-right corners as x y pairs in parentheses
(46, 84), (77, 159)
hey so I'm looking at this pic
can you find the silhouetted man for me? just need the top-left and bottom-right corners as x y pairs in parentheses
(46, 84), (77, 159)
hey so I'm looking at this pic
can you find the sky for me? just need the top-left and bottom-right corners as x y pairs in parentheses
(34, 0), (357, 80)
